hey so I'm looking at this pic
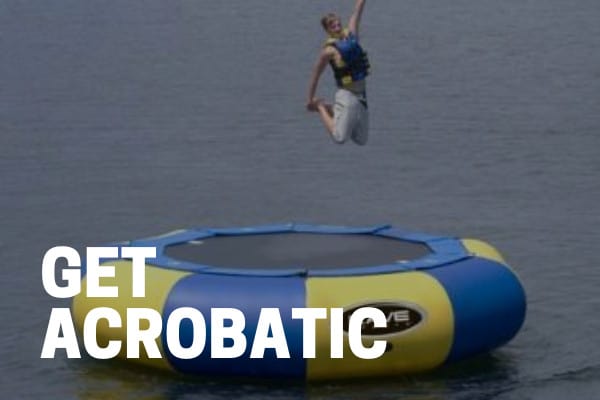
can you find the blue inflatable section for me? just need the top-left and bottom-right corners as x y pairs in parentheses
(426, 257), (526, 363)
(162, 274), (306, 378)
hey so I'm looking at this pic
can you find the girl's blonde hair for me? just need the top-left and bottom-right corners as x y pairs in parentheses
(320, 13), (340, 31)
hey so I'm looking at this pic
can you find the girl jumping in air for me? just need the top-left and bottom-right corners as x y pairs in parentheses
(306, 0), (370, 145)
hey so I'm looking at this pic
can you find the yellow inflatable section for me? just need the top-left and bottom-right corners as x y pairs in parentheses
(461, 239), (505, 263)
(306, 271), (454, 380)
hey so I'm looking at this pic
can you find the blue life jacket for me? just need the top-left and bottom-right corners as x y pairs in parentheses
(325, 31), (370, 88)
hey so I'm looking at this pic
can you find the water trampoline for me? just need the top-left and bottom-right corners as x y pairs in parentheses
(72, 223), (526, 380)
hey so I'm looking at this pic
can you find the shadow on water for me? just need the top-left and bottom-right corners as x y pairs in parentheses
(306, 353), (521, 400)
(74, 358), (306, 400)
(72, 352), (522, 400)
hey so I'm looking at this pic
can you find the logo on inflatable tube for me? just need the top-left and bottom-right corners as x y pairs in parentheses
(343, 302), (425, 337)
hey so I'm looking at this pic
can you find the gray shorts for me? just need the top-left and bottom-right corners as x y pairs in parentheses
(332, 89), (369, 145)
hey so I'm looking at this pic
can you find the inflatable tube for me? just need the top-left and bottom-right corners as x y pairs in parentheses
(72, 223), (526, 380)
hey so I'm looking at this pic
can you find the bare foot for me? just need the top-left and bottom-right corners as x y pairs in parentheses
(307, 97), (325, 112)
(314, 98), (328, 111)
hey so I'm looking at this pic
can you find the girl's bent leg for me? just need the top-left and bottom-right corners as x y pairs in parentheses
(316, 100), (336, 136)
